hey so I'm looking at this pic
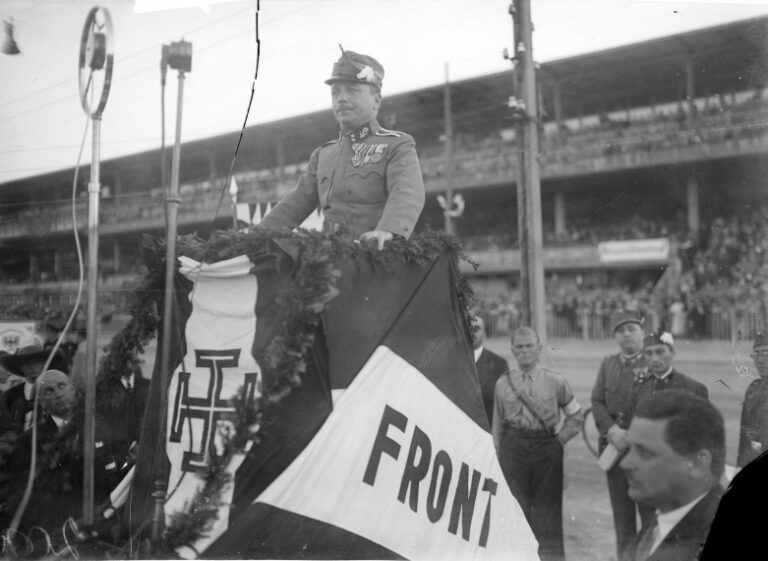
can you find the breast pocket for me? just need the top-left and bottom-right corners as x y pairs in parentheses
(343, 164), (386, 204)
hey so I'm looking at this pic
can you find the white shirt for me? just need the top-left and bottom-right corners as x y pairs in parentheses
(651, 491), (708, 553)
(50, 414), (68, 430)
(122, 373), (134, 390)
(653, 367), (673, 380)
(474, 346), (484, 363)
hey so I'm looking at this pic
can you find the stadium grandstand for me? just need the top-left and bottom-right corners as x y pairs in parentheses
(1, 16), (766, 341)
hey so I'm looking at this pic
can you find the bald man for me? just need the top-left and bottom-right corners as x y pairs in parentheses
(0, 370), (119, 537)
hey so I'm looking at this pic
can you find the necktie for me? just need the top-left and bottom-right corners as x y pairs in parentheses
(634, 515), (659, 561)
(125, 378), (133, 392)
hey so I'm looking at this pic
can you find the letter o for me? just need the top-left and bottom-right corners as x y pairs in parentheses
(426, 450), (453, 523)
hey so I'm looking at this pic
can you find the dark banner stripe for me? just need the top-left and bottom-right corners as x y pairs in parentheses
(203, 503), (403, 560)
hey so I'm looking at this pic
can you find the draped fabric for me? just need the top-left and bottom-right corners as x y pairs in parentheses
(131, 242), (539, 560)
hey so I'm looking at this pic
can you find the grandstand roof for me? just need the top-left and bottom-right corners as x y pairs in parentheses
(3, 15), (767, 193)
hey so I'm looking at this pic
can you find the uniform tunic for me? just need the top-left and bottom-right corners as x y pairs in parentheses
(591, 352), (652, 557)
(736, 377), (768, 467)
(492, 365), (582, 561)
(259, 120), (425, 238)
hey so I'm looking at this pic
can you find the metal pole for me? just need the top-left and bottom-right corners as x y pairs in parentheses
(82, 115), (101, 525)
(443, 62), (455, 236)
(512, 0), (546, 346)
(157, 69), (185, 525)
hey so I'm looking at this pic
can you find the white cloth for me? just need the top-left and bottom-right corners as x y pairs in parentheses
(473, 345), (484, 363)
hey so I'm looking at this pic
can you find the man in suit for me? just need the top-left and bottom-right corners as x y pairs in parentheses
(96, 359), (150, 476)
(635, 331), (708, 403)
(620, 390), (724, 561)
(259, 48), (425, 249)
(472, 316), (508, 425)
(736, 331), (768, 467)
(0, 336), (65, 433)
(0, 370), (119, 543)
(591, 309), (651, 558)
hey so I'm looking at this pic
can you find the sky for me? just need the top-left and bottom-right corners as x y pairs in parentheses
(1, 0), (768, 185)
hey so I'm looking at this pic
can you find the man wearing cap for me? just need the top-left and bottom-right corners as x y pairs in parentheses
(636, 331), (708, 405)
(591, 310), (653, 558)
(259, 48), (425, 249)
(736, 331), (768, 467)
(0, 336), (65, 433)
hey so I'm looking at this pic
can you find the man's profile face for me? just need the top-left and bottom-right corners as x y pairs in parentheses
(752, 345), (768, 378)
(471, 317), (485, 351)
(644, 344), (674, 376)
(620, 417), (691, 511)
(511, 333), (540, 370)
(38, 373), (76, 417)
(331, 82), (381, 131)
(614, 322), (644, 355)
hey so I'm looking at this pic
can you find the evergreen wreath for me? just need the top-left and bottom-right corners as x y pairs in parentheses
(93, 227), (477, 552)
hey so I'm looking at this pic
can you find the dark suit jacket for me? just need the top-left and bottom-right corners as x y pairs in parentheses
(634, 368), (709, 407)
(700, 451), (768, 560)
(475, 348), (508, 425)
(3, 382), (32, 433)
(625, 485), (723, 561)
(96, 373), (150, 468)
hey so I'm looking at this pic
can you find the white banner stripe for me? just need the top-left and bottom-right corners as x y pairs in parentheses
(256, 346), (539, 561)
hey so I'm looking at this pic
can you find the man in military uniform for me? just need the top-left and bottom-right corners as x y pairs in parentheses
(591, 310), (651, 559)
(736, 331), (768, 467)
(259, 48), (425, 249)
(492, 326), (583, 561)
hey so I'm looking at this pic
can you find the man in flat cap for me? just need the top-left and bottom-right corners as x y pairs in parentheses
(259, 48), (425, 249)
(591, 310), (653, 559)
(736, 331), (768, 467)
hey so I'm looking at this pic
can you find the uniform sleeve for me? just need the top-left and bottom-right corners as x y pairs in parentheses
(557, 376), (583, 444)
(590, 357), (615, 436)
(376, 135), (425, 238)
(259, 147), (321, 231)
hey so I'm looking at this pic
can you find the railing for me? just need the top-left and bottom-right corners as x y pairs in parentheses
(2, 102), (767, 241)
(480, 308), (764, 341)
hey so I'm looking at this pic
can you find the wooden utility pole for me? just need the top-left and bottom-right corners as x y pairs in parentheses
(510, 0), (546, 344)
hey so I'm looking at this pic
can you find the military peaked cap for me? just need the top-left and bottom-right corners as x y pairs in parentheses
(610, 309), (644, 333)
(325, 47), (384, 91)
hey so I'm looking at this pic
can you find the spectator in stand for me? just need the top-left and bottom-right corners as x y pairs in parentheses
(620, 390), (724, 561)
(736, 331), (768, 467)
(471, 316), (509, 426)
(591, 310), (653, 559)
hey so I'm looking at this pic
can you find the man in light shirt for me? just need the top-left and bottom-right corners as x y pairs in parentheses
(620, 390), (724, 561)
(492, 326), (583, 561)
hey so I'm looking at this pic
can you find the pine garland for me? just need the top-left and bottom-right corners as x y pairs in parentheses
(93, 227), (476, 552)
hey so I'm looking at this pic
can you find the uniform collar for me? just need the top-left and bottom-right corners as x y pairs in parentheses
(340, 119), (380, 143)
(620, 351), (642, 366)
